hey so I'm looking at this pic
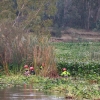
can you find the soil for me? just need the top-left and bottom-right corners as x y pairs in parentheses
(50, 28), (100, 42)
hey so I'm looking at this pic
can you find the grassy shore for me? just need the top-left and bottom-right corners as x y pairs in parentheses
(52, 42), (100, 75)
(53, 42), (100, 63)
(0, 42), (100, 99)
(0, 74), (100, 99)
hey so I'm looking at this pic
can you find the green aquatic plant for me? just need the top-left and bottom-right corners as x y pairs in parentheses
(0, 75), (100, 99)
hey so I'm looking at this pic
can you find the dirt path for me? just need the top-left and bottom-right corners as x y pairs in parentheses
(50, 28), (100, 42)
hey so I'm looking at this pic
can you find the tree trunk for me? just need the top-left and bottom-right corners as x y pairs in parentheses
(87, 1), (91, 31)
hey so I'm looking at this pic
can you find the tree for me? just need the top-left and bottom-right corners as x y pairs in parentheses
(0, 0), (16, 21)
(54, 0), (100, 30)
(0, 0), (58, 76)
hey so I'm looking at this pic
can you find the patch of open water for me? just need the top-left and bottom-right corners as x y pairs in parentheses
(0, 84), (65, 100)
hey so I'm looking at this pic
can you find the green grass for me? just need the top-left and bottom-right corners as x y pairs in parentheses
(53, 42), (100, 63)
(52, 42), (100, 77)
(0, 75), (100, 99)
(0, 42), (100, 99)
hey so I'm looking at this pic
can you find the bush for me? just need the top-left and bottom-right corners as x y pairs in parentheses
(57, 61), (100, 77)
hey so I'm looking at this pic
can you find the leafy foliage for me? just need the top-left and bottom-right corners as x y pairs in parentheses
(57, 62), (100, 77)
(53, 42), (100, 77)
(54, 0), (100, 30)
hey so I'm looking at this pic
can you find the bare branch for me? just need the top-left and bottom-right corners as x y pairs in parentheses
(23, 1), (45, 30)
(12, 4), (25, 27)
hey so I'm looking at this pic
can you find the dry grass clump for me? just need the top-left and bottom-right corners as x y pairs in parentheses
(33, 43), (58, 77)
(0, 21), (58, 76)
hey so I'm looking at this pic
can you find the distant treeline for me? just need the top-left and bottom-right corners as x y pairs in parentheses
(54, 0), (100, 30)
(0, 0), (100, 36)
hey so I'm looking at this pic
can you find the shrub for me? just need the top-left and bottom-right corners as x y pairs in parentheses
(57, 61), (100, 77)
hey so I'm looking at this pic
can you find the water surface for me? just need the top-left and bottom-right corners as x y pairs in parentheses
(0, 84), (65, 100)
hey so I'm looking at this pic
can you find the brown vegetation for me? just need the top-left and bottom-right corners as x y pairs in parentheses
(0, 22), (57, 76)
(51, 28), (100, 42)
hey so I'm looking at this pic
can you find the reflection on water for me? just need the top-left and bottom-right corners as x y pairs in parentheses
(0, 84), (65, 100)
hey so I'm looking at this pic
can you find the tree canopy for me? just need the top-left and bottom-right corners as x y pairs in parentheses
(54, 0), (100, 30)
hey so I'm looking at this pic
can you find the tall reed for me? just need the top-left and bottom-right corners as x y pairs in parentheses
(0, 21), (58, 77)
(33, 41), (57, 77)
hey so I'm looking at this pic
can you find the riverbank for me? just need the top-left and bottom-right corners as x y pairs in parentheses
(0, 74), (100, 99)
(0, 42), (100, 99)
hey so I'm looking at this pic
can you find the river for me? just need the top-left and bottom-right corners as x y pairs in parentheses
(0, 84), (65, 100)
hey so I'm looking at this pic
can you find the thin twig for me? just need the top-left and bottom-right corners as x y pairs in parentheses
(23, 1), (45, 30)
(12, 4), (25, 27)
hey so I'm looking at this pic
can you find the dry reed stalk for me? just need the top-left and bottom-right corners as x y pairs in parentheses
(0, 21), (57, 76)
(43, 47), (50, 76)
(0, 22), (28, 74)
(33, 46), (39, 75)
(44, 46), (57, 77)
(32, 41), (58, 77)
(3, 61), (9, 75)
(33, 37), (56, 76)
